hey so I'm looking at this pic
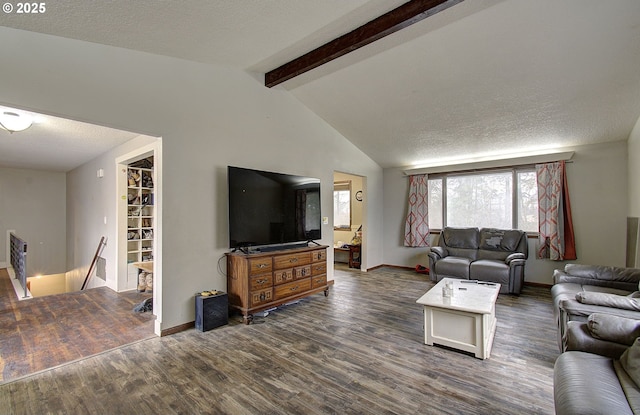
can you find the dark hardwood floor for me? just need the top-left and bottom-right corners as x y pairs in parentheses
(0, 268), (155, 383)
(0, 265), (558, 414)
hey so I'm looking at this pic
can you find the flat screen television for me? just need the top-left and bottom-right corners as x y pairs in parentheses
(228, 166), (321, 252)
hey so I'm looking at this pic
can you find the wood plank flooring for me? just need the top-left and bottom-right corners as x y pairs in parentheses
(0, 265), (559, 414)
(0, 268), (155, 382)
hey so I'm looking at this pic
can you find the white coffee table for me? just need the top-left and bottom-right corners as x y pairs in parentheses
(416, 278), (500, 359)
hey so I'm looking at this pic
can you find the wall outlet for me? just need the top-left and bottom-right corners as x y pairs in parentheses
(322, 217), (329, 225)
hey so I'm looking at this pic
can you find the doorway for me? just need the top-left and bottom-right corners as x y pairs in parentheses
(116, 142), (162, 334)
(333, 171), (365, 269)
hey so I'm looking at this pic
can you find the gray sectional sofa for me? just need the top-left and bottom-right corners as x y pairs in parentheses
(552, 264), (640, 414)
(427, 227), (528, 294)
(555, 345), (640, 415)
(551, 263), (640, 351)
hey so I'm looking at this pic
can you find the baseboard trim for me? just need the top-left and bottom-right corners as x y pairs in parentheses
(354, 264), (551, 288)
(524, 281), (552, 288)
(364, 264), (416, 272)
(160, 321), (194, 337)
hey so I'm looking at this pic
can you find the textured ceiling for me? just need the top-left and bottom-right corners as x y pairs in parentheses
(284, 0), (640, 167)
(0, 106), (139, 171)
(1, 0), (639, 169)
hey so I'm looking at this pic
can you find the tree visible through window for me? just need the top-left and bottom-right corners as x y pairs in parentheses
(334, 181), (351, 230)
(517, 171), (538, 232)
(427, 168), (538, 232)
(447, 172), (512, 228)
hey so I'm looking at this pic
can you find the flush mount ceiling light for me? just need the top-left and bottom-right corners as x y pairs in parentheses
(0, 110), (33, 133)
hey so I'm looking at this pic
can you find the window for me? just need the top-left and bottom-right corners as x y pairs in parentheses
(516, 171), (538, 232)
(333, 181), (351, 230)
(428, 168), (538, 232)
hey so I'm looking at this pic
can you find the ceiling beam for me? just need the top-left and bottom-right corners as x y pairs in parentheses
(265, 0), (464, 88)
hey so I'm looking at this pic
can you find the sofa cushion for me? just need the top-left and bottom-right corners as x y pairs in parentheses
(559, 299), (640, 322)
(552, 283), (631, 313)
(621, 338), (640, 387)
(576, 292), (640, 311)
(477, 249), (509, 261)
(564, 264), (640, 284)
(565, 321), (629, 359)
(445, 247), (478, 260)
(554, 351), (633, 415)
(619, 336), (640, 414)
(442, 227), (478, 249)
(588, 313), (640, 346)
(615, 359), (640, 415)
(469, 259), (508, 285)
(434, 257), (471, 279)
(479, 228), (522, 251)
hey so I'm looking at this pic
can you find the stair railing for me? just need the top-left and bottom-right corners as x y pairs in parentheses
(81, 237), (107, 290)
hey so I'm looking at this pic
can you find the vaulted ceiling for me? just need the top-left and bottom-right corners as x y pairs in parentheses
(1, 0), (639, 170)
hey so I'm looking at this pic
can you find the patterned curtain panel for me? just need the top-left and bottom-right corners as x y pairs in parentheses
(536, 161), (576, 260)
(404, 174), (430, 247)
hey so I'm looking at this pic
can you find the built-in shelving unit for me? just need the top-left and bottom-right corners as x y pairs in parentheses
(127, 157), (154, 265)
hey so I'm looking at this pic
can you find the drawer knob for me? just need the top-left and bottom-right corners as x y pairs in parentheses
(290, 285), (299, 292)
(289, 258), (298, 263)
(258, 264), (267, 269)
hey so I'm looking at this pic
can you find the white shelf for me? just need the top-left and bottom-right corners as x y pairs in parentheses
(126, 159), (154, 266)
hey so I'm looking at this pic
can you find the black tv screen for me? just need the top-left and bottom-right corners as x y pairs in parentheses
(228, 166), (321, 250)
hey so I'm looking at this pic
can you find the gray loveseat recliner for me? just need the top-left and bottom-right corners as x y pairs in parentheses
(427, 227), (528, 294)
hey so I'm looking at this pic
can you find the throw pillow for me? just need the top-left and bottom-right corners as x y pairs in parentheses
(620, 338), (640, 387)
(479, 228), (522, 251)
(587, 313), (640, 345)
(575, 291), (640, 311)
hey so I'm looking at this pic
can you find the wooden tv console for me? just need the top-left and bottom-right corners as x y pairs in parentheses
(226, 245), (329, 324)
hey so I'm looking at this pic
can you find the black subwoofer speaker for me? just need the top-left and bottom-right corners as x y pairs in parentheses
(195, 292), (228, 332)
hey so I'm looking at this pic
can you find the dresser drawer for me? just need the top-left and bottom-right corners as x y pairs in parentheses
(311, 249), (327, 262)
(274, 252), (311, 270)
(248, 258), (272, 275)
(250, 288), (273, 307)
(294, 265), (312, 280)
(311, 262), (326, 276)
(274, 278), (311, 300)
(311, 274), (327, 289)
(249, 273), (273, 291)
(274, 268), (294, 285)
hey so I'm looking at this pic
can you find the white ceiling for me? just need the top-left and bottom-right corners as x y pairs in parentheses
(1, 0), (639, 170)
(0, 106), (140, 171)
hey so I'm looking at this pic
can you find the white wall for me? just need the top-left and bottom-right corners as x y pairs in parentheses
(383, 141), (628, 285)
(66, 135), (158, 291)
(628, 115), (640, 267)
(0, 27), (383, 333)
(628, 115), (640, 218)
(27, 273), (66, 297)
(0, 167), (66, 275)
